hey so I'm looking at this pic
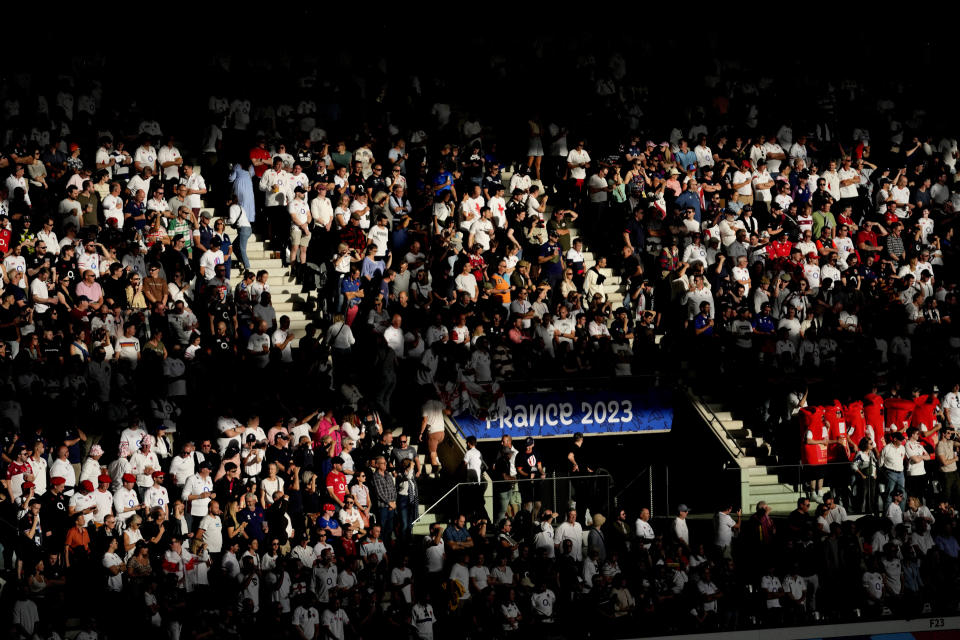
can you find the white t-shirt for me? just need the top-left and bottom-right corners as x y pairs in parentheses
(838, 167), (859, 199)
(293, 606), (320, 640)
(158, 145), (182, 180)
(567, 149), (591, 180)
(103, 552), (124, 591)
(321, 608), (349, 640)
(181, 473), (213, 516)
(134, 145), (157, 171)
(422, 399), (446, 435)
(183, 173), (206, 210)
(714, 511), (736, 547)
(733, 170), (753, 196)
(761, 575), (782, 608)
(761, 142), (785, 173)
(588, 174), (608, 203)
(198, 514), (223, 553)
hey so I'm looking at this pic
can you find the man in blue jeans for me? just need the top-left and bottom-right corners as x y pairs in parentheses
(879, 432), (906, 511)
(371, 456), (396, 542)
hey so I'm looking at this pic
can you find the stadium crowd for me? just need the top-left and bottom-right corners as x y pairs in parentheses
(4, 42), (960, 639)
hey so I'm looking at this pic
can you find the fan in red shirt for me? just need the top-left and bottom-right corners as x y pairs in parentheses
(844, 400), (869, 449)
(249, 138), (272, 178)
(325, 456), (347, 508)
(800, 405), (831, 499)
(911, 389), (941, 452)
(863, 389), (886, 448)
(885, 395), (916, 440)
(825, 400), (854, 463)
(855, 223), (883, 262)
(765, 233), (792, 267)
(0, 222), (11, 256)
(5, 445), (33, 491)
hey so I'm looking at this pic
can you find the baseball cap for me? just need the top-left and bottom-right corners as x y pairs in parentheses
(246, 433), (258, 443)
(22, 481), (35, 489)
(294, 186), (306, 193)
(324, 503), (336, 512)
(52, 476), (67, 486)
(80, 480), (94, 492)
(525, 437), (535, 447)
(678, 504), (690, 513)
(122, 473), (136, 483)
(686, 163), (697, 171)
(151, 471), (165, 479)
(98, 474), (111, 484)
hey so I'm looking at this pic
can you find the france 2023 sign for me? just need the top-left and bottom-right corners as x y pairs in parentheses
(458, 389), (673, 440)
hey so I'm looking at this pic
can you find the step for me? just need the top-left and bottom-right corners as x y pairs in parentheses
(748, 474), (786, 486)
(744, 466), (768, 476)
(734, 437), (765, 449)
(749, 483), (800, 497)
(726, 428), (753, 438)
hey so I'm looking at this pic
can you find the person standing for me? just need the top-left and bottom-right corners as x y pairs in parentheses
(937, 425), (960, 505)
(713, 504), (741, 559)
(851, 438), (879, 514)
(554, 509), (584, 562)
(904, 427), (928, 502)
(879, 433), (906, 511)
(566, 432), (593, 519)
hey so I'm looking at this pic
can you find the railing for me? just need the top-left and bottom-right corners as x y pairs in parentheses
(413, 471), (615, 527)
(687, 387), (746, 458)
(726, 460), (921, 516)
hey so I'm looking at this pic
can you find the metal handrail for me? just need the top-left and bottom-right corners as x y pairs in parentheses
(412, 471), (614, 527)
(614, 464), (652, 503)
(687, 387), (746, 459)
(412, 481), (468, 526)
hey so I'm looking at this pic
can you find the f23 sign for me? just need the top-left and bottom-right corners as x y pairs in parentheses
(458, 389), (673, 440)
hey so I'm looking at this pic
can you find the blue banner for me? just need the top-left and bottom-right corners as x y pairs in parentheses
(457, 389), (673, 440)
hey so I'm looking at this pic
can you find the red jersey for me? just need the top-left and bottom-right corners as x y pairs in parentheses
(250, 147), (271, 178)
(799, 406), (828, 466)
(0, 228), (10, 256)
(844, 401), (868, 448)
(856, 230), (878, 252)
(5, 460), (32, 480)
(326, 470), (347, 503)
(885, 397), (915, 436)
(767, 240), (792, 259)
(824, 401), (852, 462)
(911, 394), (940, 450)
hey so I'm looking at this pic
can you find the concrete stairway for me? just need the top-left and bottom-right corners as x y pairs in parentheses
(202, 206), (313, 347)
(689, 390), (815, 514)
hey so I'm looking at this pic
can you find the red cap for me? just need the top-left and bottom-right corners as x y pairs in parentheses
(807, 252), (817, 259)
(80, 480), (94, 492)
(152, 471), (165, 479)
(22, 481), (35, 489)
(98, 474), (112, 484)
(323, 503), (336, 512)
(122, 473), (136, 483)
(51, 476), (66, 486)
